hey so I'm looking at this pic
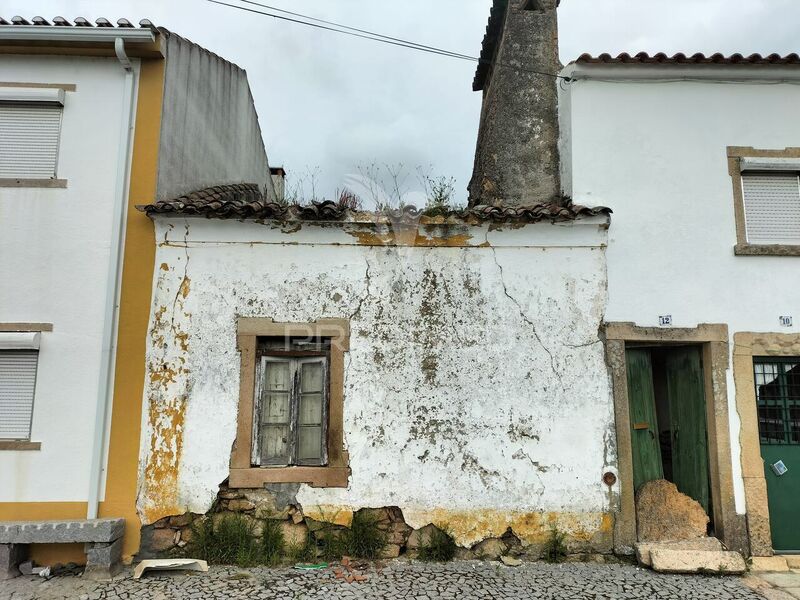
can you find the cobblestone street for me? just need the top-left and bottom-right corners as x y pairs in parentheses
(0, 561), (763, 600)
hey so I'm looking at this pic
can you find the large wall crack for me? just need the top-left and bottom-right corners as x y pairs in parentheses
(488, 238), (563, 390)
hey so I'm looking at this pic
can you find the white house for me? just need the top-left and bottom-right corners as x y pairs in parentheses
(561, 51), (800, 557)
(0, 16), (275, 566)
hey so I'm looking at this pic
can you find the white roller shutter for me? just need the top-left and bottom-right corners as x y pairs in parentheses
(0, 104), (63, 179)
(0, 351), (39, 440)
(742, 173), (800, 245)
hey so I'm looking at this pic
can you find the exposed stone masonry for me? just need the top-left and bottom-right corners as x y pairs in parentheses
(139, 483), (609, 562)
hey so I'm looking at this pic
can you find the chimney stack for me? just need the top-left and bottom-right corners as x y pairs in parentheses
(469, 0), (561, 207)
(270, 166), (286, 203)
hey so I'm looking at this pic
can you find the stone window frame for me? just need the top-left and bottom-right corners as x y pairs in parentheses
(733, 332), (800, 557)
(604, 323), (746, 555)
(728, 146), (800, 257)
(229, 317), (350, 488)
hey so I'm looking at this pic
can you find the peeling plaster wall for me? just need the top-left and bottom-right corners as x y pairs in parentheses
(563, 76), (800, 516)
(138, 217), (616, 546)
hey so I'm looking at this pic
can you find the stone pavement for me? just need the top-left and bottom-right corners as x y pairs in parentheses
(0, 560), (763, 600)
(745, 566), (800, 599)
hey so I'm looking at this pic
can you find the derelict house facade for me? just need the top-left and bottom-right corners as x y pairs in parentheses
(134, 0), (800, 561)
(2, 0), (800, 570)
(132, 0), (618, 559)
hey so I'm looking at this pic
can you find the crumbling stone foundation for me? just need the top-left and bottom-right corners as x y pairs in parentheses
(138, 482), (617, 562)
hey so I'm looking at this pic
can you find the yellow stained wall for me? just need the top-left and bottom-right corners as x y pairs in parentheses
(0, 58), (164, 564)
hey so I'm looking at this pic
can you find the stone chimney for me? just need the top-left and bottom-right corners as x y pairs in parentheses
(469, 0), (561, 207)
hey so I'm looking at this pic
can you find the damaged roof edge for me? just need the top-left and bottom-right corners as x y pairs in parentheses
(136, 183), (611, 225)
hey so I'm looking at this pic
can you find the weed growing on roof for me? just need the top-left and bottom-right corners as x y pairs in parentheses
(421, 174), (458, 214)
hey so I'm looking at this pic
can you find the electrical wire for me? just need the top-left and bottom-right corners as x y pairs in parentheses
(235, 0), (478, 61)
(205, 0), (573, 82)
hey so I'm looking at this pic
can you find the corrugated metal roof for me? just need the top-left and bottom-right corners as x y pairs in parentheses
(137, 183), (611, 224)
(573, 52), (800, 66)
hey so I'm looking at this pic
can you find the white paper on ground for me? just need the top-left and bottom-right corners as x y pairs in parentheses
(133, 559), (209, 579)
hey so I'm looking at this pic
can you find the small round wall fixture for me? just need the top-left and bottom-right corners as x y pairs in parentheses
(602, 472), (617, 487)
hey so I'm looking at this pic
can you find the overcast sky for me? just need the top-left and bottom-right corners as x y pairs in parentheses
(15, 0), (800, 203)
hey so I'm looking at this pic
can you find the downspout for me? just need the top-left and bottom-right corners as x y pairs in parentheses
(87, 37), (137, 519)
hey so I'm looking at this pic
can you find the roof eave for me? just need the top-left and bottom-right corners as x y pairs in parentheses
(562, 62), (800, 83)
(0, 25), (165, 57)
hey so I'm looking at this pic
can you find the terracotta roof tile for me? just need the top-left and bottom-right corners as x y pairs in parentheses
(574, 52), (800, 66)
(0, 15), (156, 29)
(137, 183), (611, 224)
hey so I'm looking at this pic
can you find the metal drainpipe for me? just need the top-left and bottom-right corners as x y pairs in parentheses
(87, 37), (137, 520)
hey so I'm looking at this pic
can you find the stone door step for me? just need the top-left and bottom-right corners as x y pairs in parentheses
(650, 549), (746, 575)
(636, 537), (723, 567)
(751, 555), (800, 572)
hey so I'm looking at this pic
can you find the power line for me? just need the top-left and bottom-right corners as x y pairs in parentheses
(206, 0), (476, 62)
(235, 0), (477, 61)
(205, 0), (572, 81)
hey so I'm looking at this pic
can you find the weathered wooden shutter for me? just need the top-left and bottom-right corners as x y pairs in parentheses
(0, 351), (39, 440)
(254, 355), (328, 467)
(0, 104), (63, 179)
(742, 173), (800, 245)
(259, 358), (293, 466)
(296, 358), (327, 466)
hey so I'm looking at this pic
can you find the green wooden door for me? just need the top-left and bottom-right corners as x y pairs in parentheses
(754, 358), (800, 551)
(664, 346), (710, 514)
(626, 348), (663, 491)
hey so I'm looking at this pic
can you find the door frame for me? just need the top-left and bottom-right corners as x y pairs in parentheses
(733, 332), (800, 557)
(605, 323), (747, 555)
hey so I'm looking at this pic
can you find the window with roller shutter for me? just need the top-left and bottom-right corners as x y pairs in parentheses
(0, 350), (39, 441)
(0, 87), (65, 181)
(742, 172), (800, 246)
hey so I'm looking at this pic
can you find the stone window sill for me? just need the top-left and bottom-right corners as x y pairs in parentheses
(0, 178), (68, 189)
(0, 441), (41, 451)
(735, 244), (800, 257)
(229, 466), (349, 489)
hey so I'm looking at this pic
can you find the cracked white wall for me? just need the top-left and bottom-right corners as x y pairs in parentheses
(138, 217), (616, 544)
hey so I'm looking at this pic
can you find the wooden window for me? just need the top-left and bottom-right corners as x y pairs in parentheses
(254, 352), (328, 467)
(230, 319), (350, 488)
